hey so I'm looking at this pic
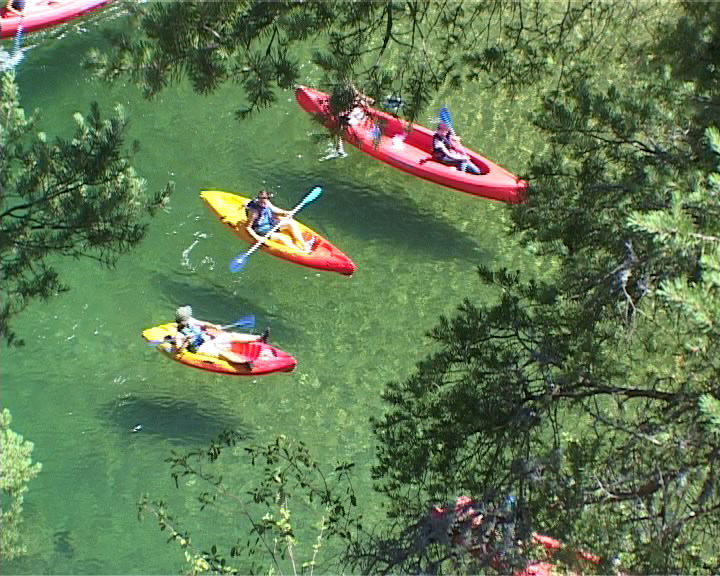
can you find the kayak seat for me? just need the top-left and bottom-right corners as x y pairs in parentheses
(229, 341), (263, 360)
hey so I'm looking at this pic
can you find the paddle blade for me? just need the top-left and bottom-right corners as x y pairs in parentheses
(439, 107), (454, 130)
(227, 315), (256, 330)
(229, 254), (248, 273)
(301, 186), (323, 206)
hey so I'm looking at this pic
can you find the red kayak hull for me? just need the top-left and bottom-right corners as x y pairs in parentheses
(1, 0), (110, 38)
(295, 85), (526, 204)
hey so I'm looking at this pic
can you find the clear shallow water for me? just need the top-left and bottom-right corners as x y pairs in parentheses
(1, 6), (539, 573)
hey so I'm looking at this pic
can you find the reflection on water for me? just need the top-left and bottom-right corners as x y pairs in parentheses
(100, 393), (252, 446)
(53, 530), (74, 559)
(149, 271), (303, 340)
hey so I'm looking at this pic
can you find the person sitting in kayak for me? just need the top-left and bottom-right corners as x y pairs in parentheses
(171, 306), (268, 369)
(432, 122), (483, 175)
(321, 83), (375, 161)
(4, 0), (26, 16)
(245, 189), (314, 253)
(343, 85), (375, 128)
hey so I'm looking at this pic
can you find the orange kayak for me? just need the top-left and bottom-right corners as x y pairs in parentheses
(201, 190), (356, 276)
(295, 85), (526, 204)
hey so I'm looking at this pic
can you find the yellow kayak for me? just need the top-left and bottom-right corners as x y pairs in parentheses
(201, 190), (356, 276)
(142, 323), (297, 376)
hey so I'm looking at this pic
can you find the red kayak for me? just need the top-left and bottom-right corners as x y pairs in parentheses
(295, 85), (526, 204)
(1, 0), (110, 38)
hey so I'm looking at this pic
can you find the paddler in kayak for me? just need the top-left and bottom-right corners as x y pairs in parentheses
(432, 122), (483, 175)
(4, 0), (26, 16)
(321, 82), (375, 161)
(169, 306), (269, 369)
(245, 189), (314, 253)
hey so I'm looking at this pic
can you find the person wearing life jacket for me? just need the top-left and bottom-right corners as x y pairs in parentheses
(432, 122), (483, 175)
(172, 306), (268, 369)
(245, 189), (314, 253)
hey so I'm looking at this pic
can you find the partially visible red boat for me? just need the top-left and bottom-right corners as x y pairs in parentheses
(0, 0), (110, 38)
(517, 533), (604, 576)
(295, 85), (527, 204)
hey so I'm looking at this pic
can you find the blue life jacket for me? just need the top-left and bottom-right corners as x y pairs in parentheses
(246, 200), (277, 235)
(180, 324), (205, 353)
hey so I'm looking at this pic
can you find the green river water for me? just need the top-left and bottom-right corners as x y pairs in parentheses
(1, 5), (539, 573)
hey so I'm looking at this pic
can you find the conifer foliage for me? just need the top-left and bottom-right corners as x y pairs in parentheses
(0, 72), (173, 345)
(86, 1), (643, 123)
(373, 3), (720, 573)
(0, 408), (42, 560)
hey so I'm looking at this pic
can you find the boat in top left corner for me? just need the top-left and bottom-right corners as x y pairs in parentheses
(1, 0), (111, 38)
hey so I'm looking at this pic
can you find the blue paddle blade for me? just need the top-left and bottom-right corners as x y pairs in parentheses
(301, 186), (323, 206)
(229, 254), (248, 273)
(384, 96), (403, 110)
(439, 107), (454, 129)
(228, 315), (255, 329)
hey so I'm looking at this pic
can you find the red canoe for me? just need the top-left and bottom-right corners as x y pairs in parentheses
(295, 85), (527, 204)
(1, 0), (110, 38)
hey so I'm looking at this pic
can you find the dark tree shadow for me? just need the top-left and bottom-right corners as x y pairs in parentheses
(100, 393), (253, 446)
(149, 271), (302, 339)
(267, 167), (492, 264)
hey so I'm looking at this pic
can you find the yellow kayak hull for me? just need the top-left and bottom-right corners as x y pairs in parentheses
(142, 323), (297, 376)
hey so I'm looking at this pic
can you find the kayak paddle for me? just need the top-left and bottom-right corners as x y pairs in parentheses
(229, 186), (323, 273)
(440, 107), (455, 133)
(220, 314), (256, 330)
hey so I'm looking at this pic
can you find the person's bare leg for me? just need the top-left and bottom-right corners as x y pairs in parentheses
(268, 230), (299, 250)
(280, 221), (310, 252)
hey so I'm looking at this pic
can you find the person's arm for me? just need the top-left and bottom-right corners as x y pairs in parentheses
(434, 137), (458, 159)
(441, 138), (468, 160)
(173, 332), (189, 353)
(353, 86), (375, 106)
(448, 132), (462, 145)
(194, 318), (222, 332)
(447, 132), (469, 158)
(357, 94), (375, 108)
(268, 200), (291, 218)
